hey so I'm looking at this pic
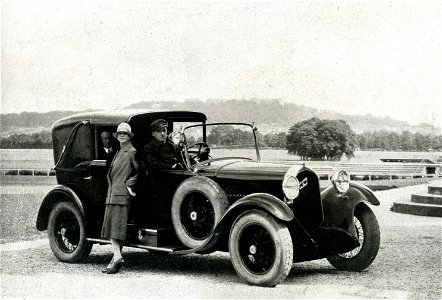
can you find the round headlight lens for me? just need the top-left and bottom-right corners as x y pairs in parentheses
(282, 175), (300, 200)
(332, 170), (350, 193)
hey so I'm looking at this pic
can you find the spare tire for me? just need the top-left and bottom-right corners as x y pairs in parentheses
(171, 176), (229, 249)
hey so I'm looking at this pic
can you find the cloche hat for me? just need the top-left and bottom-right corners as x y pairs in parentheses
(113, 122), (134, 138)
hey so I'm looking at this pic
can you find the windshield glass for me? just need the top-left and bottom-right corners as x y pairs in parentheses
(183, 123), (259, 161)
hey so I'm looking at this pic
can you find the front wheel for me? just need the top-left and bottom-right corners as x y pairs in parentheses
(229, 210), (293, 287)
(47, 201), (92, 262)
(327, 204), (380, 271)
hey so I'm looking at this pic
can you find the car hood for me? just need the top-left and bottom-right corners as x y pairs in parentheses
(196, 159), (296, 180)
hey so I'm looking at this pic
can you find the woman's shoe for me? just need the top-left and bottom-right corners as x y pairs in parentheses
(106, 258), (124, 274)
(102, 257), (114, 273)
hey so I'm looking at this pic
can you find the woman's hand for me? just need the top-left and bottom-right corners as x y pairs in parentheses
(127, 186), (136, 196)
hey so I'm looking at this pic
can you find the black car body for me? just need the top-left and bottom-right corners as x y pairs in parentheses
(36, 110), (380, 286)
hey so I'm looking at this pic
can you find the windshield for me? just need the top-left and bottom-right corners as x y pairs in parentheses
(183, 123), (260, 161)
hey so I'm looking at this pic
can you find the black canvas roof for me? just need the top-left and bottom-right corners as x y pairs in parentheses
(52, 109), (207, 130)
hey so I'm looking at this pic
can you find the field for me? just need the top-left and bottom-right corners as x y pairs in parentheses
(1, 149), (441, 169)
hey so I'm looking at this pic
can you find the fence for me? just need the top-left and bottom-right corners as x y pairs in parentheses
(311, 162), (441, 180)
(1, 168), (56, 176)
(0, 162), (441, 180)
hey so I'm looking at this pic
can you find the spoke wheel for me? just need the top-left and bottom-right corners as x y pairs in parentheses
(48, 201), (92, 262)
(327, 204), (380, 271)
(339, 217), (364, 258)
(229, 209), (293, 287)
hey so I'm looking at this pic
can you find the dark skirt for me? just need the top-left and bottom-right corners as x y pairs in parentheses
(101, 204), (130, 241)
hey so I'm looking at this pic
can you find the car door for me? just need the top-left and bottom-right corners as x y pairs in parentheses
(55, 122), (112, 236)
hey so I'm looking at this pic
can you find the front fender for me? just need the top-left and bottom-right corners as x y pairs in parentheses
(226, 193), (294, 222)
(347, 182), (380, 206)
(184, 193), (293, 255)
(320, 182), (379, 234)
(36, 185), (86, 231)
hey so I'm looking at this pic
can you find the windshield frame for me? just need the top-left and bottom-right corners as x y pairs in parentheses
(181, 122), (261, 169)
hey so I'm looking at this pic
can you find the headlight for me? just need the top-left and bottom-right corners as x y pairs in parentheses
(331, 170), (350, 193)
(282, 166), (301, 200)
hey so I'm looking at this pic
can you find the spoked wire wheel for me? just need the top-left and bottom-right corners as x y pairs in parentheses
(339, 216), (364, 258)
(327, 204), (380, 271)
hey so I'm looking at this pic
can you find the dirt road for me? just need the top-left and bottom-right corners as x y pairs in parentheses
(1, 181), (441, 299)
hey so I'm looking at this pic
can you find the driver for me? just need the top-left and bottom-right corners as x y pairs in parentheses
(143, 119), (183, 170)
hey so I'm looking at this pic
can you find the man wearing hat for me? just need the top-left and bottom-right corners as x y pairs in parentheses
(143, 119), (183, 170)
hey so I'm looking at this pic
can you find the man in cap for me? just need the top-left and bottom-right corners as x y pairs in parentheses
(143, 119), (183, 170)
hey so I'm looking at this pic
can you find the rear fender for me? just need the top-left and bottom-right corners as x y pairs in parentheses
(36, 185), (86, 231)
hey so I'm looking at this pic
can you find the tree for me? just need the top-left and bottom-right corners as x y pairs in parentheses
(286, 118), (356, 160)
(0, 131), (53, 149)
(386, 132), (401, 150)
(207, 125), (255, 147)
(277, 132), (287, 149)
(400, 130), (414, 151)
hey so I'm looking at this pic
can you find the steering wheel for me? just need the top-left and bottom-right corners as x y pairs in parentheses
(189, 142), (211, 162)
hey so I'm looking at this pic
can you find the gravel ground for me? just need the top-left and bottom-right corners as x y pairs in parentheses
(1, 179), (441, 299)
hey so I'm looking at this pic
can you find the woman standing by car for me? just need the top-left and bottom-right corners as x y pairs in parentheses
(101, 122), (139, 274)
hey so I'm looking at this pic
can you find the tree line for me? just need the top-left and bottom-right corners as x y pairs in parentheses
(1, 131), (52, 149)
(356, 130), (442, 152)
(1, 122), (441, 161)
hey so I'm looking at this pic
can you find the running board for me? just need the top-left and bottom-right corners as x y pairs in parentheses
(86, 238), (187, 253)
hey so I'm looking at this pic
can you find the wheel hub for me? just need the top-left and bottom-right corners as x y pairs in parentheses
(190, 211), (198, 221)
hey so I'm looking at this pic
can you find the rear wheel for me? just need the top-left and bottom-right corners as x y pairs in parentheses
(327, 204), (380, 271)
(47, 201), (92, 262)
(229, 210), (293, 287)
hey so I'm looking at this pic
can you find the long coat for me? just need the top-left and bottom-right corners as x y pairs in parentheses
(106, 141), (139, 205)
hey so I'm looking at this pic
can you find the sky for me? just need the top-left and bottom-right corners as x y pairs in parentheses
(1, 0), (441, 127)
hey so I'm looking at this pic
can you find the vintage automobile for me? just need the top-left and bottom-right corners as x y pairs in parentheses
(36, 109), (380, 287)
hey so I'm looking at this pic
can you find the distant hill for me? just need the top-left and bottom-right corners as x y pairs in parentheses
(1, 99), (440, 137)
(126, 99), (440, 135)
